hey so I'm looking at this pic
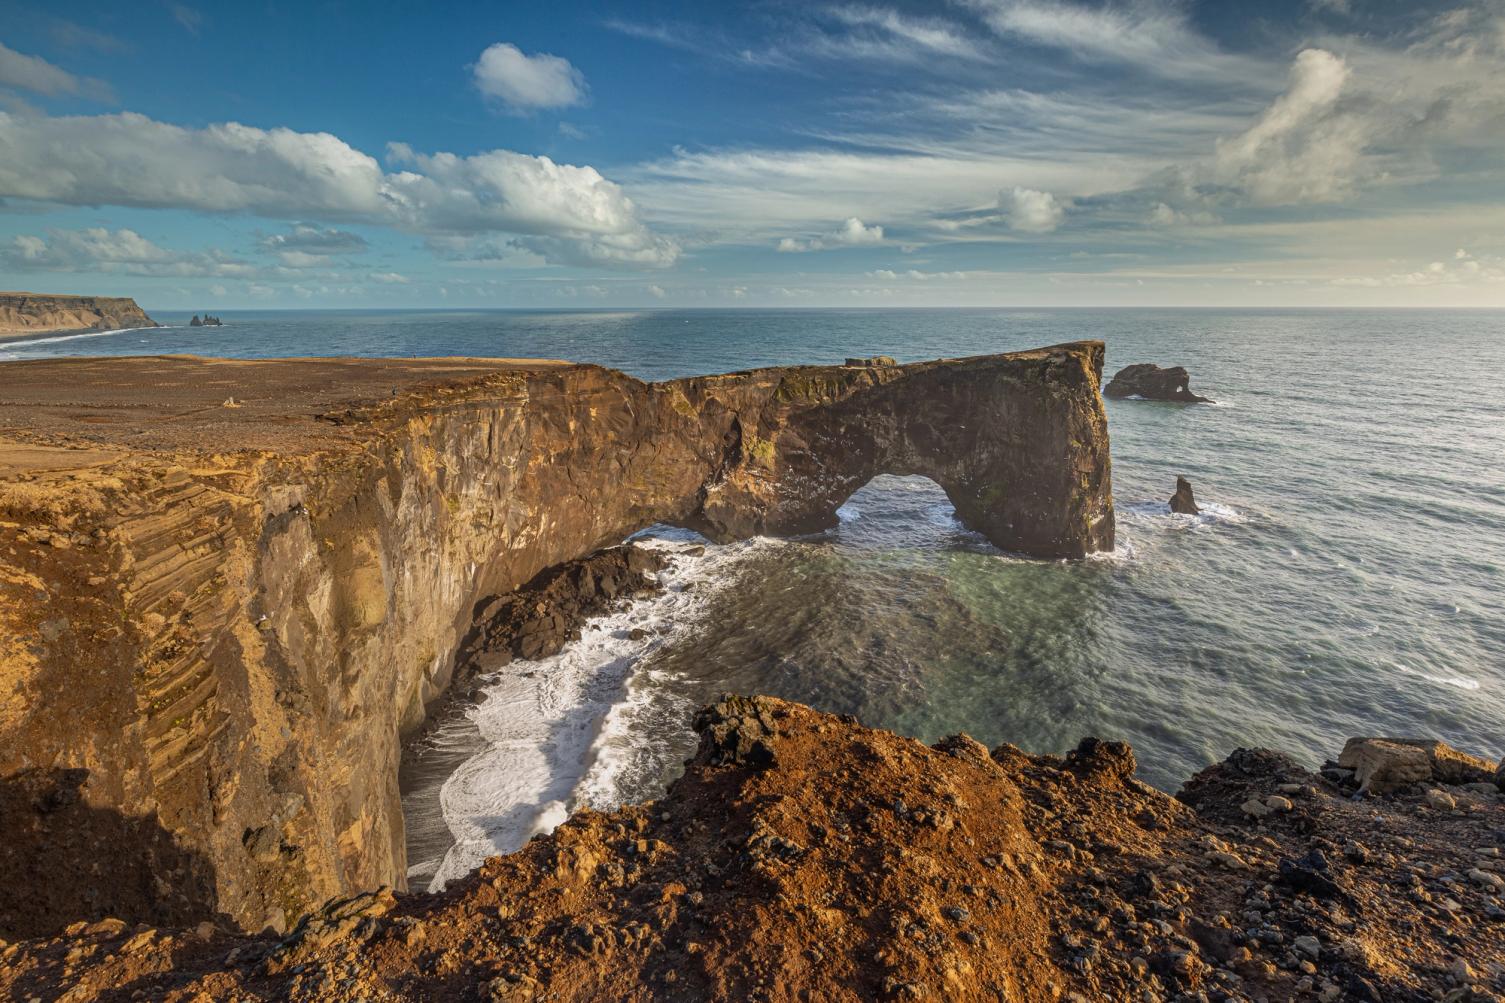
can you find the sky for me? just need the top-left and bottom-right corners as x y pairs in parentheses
(1, 0), (1503, 309)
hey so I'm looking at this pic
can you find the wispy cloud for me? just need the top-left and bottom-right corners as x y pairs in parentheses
(170, 4), (204, 35)
(0, 41), (113, 100)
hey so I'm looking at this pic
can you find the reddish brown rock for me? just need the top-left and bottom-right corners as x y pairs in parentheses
(3, 698), (1500, 1003)
(1170, 476), (1201, 515)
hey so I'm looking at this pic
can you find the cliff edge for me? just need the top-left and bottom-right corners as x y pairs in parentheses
(0, 346), (1113, 936)
(0, 292), (158, 337)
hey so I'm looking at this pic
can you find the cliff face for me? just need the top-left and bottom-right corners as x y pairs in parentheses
(0, 345), (1113, 936)
(0, 292), (157, 335)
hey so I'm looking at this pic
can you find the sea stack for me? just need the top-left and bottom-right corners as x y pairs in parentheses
(1170, 476), (1201, 514)
(1104, 363), (1212, 403)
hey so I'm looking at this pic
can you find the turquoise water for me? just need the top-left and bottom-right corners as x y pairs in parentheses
(9, 308), (1503, 877)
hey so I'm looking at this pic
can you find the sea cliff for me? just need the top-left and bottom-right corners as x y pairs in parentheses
(0, 292), (157, 337)
(0, 345), (1113, 937)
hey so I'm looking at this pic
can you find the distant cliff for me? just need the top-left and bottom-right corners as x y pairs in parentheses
(0, 292), (157, 336)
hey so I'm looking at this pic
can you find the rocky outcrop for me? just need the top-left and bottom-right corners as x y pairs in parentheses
(1337, 737), (1498, 794)
(0, 344), (1113, 935)
(190, 315), (224, 327)
(3, 697), (1500, 1002)
(1170, 476), (1201, 515)
(1104, 363), (1212, 403)
(0, 292), (157, 336)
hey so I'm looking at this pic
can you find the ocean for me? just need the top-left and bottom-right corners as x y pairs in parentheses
(8, 308), (1502, 890)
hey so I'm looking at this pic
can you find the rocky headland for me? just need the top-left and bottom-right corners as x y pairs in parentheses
(1, 697), (1500, 1002)
(0, 344), (1113, 939)
(0, 292), (157, 339)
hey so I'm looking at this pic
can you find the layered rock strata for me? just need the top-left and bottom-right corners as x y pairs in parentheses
(0, 344), (1113, 935)
(1, 697), (1500, 1002)
(0, 292), (157, 336)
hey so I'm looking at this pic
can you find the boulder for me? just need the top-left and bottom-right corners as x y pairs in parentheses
(1104, 364), (1212, 403)
(1169, 476), (1200, 515)
(1337, 738), (1496, 793)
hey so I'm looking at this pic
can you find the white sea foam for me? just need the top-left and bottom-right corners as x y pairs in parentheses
(1121, 499), (1246, 529)
(1393, 662), (1482, 692)
(0, 324), (166, 356)
(426, 531), (776, 890)
(836, 502), (861, 523)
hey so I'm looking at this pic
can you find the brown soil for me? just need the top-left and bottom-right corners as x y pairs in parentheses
(3, 696), (1500, 1003)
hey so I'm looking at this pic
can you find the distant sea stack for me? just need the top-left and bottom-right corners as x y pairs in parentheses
(0, 292), (157, 338)
(189, 314), (223, 327)
(1104, 363), (1212, 403)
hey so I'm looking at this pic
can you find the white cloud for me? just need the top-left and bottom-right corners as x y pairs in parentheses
(868, 268), (967, 280)
(1003, 186), (1063, 232)
(1213, 48), (1361, 204)
(0, 41), (109, 99)
(962, 0), (1259, 82)
(0, 110), (676, 268)
(2, 227), (257, 277)
(371, 271), (410, 284)
(259, 224), (367, 256)
(647, 284), (666, 298)
(473, 43), (586, 111)
(1147, 202), (1220, 226)
(777, 216), (884, 252)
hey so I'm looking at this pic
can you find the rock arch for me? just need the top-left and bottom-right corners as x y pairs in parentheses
(681, 343), (1115, 558)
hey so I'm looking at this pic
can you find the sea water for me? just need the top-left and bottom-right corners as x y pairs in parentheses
(9, 308), (1502, 888)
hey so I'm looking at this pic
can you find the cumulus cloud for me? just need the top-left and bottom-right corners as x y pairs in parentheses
(777, 216), (884, 251)
(0, 41), (110, 99)
(2, 227), (256, 277)
(1003, 186), (1064, 232)
(371, 271), (410, 284)
(647, 284), (666, 298)
(473, 43), (586, 111)
(1331, 249), (1505, 288)
(0, 110), (676, 268)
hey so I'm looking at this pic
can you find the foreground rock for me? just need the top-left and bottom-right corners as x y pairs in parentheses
(1104, 363), (1213, 403)
(0, 291), (157, 337)
(3, 697), (1499, 1002)
(0, 346), (1112, 934)
(1170, 476), (1201, 515)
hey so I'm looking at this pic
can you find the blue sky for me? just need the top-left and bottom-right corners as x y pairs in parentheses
(2, 0), (1503, 308)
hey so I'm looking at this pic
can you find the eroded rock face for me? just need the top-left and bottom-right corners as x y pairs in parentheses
(0, 292), (157, 335)
(1104, 363), (1212, 403)
(0, 345), (1113, 934)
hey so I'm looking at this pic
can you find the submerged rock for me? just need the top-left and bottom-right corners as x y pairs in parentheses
(1104, 363), (1212, 403)
(1169, 476), (1201, 514)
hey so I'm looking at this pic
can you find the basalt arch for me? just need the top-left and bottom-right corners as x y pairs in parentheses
(682, 344), (1115, 558)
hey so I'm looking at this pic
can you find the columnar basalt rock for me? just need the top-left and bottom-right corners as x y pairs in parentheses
(0, 343), (1112, 934)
